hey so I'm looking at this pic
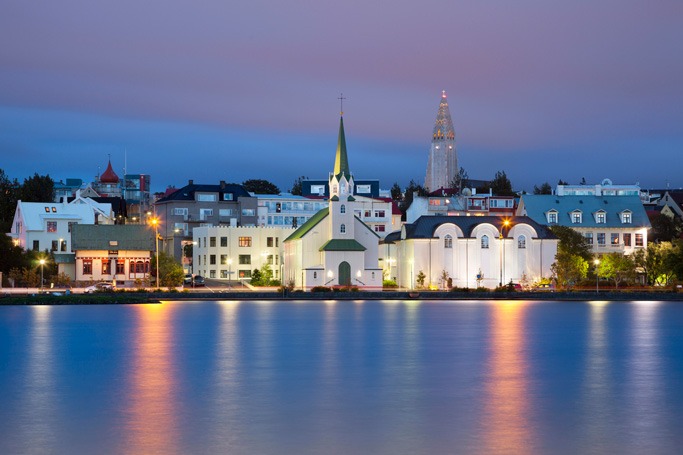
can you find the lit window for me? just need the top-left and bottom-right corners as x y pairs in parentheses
(624, 233), (631, 246)
(47, 221), (57, 232)
(444, 235), (453, 248)
(547, 211), (558, 223)
(238, 236), (252, 247)
(82, 259), (92, 275)
(585, 233), (593, 245)
(596, 212), (606, 223)
(622, 212), (632, 223)
(481, 235), (489, 249)
(611, 233), (619, 245)
(572, 211), (582, 224)
(635, 233), (644, 247)
(518, 235), (526, 249)
(597, 233), (606, 245)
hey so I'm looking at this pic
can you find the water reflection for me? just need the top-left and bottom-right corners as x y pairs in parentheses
(19, 306), (58, 451)
(482, 302), (534, 454)
(124, 304), (179, 454)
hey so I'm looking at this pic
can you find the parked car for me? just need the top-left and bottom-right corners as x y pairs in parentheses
(183, 274), (193, 285)
(192, 275), (205, 287)
(85, 282), (114, 293)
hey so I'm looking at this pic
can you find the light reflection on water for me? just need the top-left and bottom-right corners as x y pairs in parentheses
(1, 299), (683, 454)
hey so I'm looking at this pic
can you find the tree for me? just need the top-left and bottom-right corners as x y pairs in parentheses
(598, 253), (636, 288)
(416, 270), (426, 289)
(439, 269), (450, 290)
(633, 242), (678, 286)
(390, 182), (403, 202)
(533, 182), (552, 195)
(490, 171), (514, 196)
(400, 179), (429, 213)
(0, 169), (20, 232)
(558, 179), (569, 185)
(650, 214), (683, 243)
(150, 252), (184, 287)
(251, 268), (262, 285)
(448, 167), (469, 192)
(0, 234), (27, 284)
(20, 173), (54, 202)
(551, 251), (588, 289)
(549, 225), (593, 262)
(242, 179), (280, 194)
(290, 176), (307, 196)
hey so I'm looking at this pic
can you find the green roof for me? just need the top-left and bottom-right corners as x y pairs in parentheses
(318, 239), (366, 251)
(284, 208), (329, 242)
(72, 224), (155, 251)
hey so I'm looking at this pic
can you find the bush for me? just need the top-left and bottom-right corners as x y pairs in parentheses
(311, 286), (332, 292)
(383, 279), (398, 288)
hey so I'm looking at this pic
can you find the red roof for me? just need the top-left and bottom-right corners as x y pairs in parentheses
(100, 160), (119, 183)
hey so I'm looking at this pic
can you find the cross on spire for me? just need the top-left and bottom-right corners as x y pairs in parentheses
(338, 93), (346, 116)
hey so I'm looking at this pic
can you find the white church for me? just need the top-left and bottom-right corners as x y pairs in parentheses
(283, 116), (383, 290)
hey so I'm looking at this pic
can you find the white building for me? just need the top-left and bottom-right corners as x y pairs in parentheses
(255, 193), (328, 228)
(283, 115), (383, 290)
(384, 216), (557, 289)
(424, 91), (458, 192)
(192, 225), (295, 281)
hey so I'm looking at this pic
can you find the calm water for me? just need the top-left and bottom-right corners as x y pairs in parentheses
(1, 300), (683, 454)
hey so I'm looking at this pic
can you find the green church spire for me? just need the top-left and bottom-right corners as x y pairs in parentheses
(333, 116), (350, 178)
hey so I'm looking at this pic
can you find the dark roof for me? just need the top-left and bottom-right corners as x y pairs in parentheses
(156, 182), (252, 202)
(403, 215), (557, 240)
(72, 225), (155, 251)
(382, 231), (402, 244)
(67, 196), (128, 218)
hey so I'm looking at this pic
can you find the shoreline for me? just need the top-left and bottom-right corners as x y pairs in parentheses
(2, 289), (682, 305)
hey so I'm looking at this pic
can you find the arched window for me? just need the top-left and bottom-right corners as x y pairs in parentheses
(340, 224), (346, 234)
(341, 204), (346, 214)
(444, 234), (453, 249)
(481, 235), (489, 249)
(518, 235), (526, 249)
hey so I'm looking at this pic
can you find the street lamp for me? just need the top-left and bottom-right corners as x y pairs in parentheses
(227, 258), (233, 286)
(499, 220), (510, 287)
(594, 258), (600, 294)
(150, 217), (160, 289)
(39, 258), (46, 293)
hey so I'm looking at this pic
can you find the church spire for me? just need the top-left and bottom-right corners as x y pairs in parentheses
(432, 91), (455, 142)
(333, 115), (350, 178)
(425, 90), (458, 191)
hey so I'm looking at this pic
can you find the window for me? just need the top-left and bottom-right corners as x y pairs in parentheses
(374, 210), (385, 218)
(518, 235), (526, 249)
(624, 233), (631, 246)
(223, 193), (233, 201)
(332, 185), (338, 193)
(267, 255), (274, 265)
(174, 223), (188, 235)
(220, 270), (228, 278)
(239, 269), (252, 278)
(611, 233), (619, 245)
(102, 259), (111, 275)
(47, 221), (57, 232)
(60, 240), (67, 252)
(364, 210), (371, 218)
(276, 238), (279, 247)
(32, 240), (39, 251)
(635, 233), (644, 247)
(83, 259), (92, 275)
(341, 204), (346, 214)
(313, 271), (317, 279)
(199, 208), (213, 220)
(210, 255), (216, 265)
(220, 255), (228, 265)
(622, 212), (632, 224)
(116, 260), (125, 274)
(44, 207), (50, 213)
(174, 208), (188, 216)
(481, 235), (489, 249)
(210, 237), (216, 247)
(340, 224), (346, 234)
(239, 255), (251, 265)
(267, 237), (274, 247)
(596, 212), (606, 224)
(239, 236), (252, 247)
(444, 235), (453, 248)
(242, 209), (255, 216)
(51, 240), (58, 251)
(275, 255), (279, 265)
(357, 184), (371, 193)
(547, 211), (558, 224)
(585, 233), (593, 245)
(597, 233), (606, 245)
(198, 256), (201, 265)
(374, 224), (386, 233)
(210, 270), (216, 278)
(219, 209), (233, 217)
(197, 194), (217, 201)
(571, 211), (582, 224)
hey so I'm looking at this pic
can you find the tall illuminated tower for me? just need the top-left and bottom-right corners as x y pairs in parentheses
(424, 91), (458, 191)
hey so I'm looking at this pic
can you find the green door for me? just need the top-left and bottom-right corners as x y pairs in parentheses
(338, 261), (351, 286)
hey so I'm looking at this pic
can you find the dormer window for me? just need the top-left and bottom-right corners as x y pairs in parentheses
(547, 210), (558, 224)
(596, 211), (606, 224)
(571, 210), (582, 224)
(621, 211), (632, 224)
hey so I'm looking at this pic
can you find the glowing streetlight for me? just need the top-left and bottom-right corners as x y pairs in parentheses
(594, 258), (600, 294)
(500, 219), (510, 287)
(39, 258), (46, 292)
(150, 217), (160, 289)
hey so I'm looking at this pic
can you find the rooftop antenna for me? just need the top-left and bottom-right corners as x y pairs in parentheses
(338, 93), (346, 116)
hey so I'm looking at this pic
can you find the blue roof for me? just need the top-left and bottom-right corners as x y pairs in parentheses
(519, 195), (650, 228)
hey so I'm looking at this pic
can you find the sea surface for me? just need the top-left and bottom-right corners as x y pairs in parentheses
(1, 299), (682, 454)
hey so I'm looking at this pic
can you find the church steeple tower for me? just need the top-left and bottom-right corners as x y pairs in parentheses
(425, 90), (458, 191)
(330, 114), (354, 199)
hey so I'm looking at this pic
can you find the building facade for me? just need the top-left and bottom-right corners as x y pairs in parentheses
(424, 91), (458, 192)
(385, 216), (557, 289)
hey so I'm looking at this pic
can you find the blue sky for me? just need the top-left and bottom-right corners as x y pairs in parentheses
(1, 1), (682, 193)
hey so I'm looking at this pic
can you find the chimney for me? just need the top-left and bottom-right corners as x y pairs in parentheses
(189, 179), (194, 185)
(220, 180), (226, 189)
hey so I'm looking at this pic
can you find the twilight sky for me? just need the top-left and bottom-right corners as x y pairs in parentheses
(1, 1), (682, 194)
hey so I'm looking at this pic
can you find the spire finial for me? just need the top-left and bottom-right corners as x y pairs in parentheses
(338, 93), (346, 116)
(442, 90), (447, 98)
